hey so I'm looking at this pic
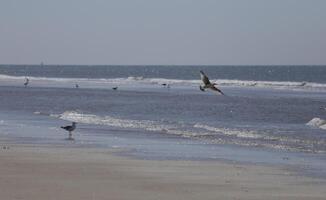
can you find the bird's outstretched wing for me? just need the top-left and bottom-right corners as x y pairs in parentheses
(210, 85), (224, 95)
(200, 71), (211, 85)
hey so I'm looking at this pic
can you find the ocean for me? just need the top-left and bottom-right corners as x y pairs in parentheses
(1, 65), (326, 177)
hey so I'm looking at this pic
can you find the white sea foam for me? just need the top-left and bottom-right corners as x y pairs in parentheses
(1, 74), (326, 91)
(43, 110), (325, 152)
(54, 111), (269, 140)
(306, 118), (326, 130)
(194, 123), (263, 139)
(320, 124), (326, 130)
(56, 111), (207, 137)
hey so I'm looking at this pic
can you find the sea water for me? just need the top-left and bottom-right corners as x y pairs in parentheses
(0, 65), (326, 177)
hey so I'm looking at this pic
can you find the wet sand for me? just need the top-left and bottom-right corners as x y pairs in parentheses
(0, 144), (325, 200)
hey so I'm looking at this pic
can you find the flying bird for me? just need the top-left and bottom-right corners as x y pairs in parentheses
(199, 71), (224, 95)
(61, 122), (77, 140)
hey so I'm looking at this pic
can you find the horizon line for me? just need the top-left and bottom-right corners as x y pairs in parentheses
(1, 64), (326, 67)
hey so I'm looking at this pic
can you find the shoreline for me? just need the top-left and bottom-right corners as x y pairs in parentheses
(1, 143), (326, 200)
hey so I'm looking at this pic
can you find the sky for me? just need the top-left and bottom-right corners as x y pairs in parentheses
(0, 0), (325, 65)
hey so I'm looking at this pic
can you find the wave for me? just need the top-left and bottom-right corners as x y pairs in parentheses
(193, 123), (263, 139)
(37, 110), (326, 153)
(307, 118), (326, 130)
(52, 111), (268, 140)
(1, 74), (326, 91)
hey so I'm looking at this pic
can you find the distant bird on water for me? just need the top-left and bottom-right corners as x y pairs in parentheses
(61, 122), (77, 140)
(161, 83), (170, 89)
(24, 78), (29, 87)
(112, 87), (118, 90)
(199, 71), (224, 95)
(75, 83), (79, 88)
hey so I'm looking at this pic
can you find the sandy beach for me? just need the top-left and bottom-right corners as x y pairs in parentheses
(0, 144), (325, 200)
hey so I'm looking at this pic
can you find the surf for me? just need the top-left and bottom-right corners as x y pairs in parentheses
(1, 74), (326, 91)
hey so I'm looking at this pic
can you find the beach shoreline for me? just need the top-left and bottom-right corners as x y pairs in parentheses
(1, 65), (326, 199)
(1, 143), (325, 200)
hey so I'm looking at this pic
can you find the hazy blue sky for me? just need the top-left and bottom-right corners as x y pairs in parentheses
(1, 0), (325, 65)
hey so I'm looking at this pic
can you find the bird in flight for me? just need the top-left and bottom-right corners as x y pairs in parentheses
(199, 71), (224, 95)
(61, 122), (77, 140)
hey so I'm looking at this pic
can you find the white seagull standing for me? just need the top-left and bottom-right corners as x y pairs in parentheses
(199, 71), (224, 95)
(61, 122), (77, 140)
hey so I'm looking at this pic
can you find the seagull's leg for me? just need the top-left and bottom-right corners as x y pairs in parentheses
(69, 131), (73, 140)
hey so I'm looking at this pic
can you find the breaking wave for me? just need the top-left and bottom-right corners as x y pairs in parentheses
(193, 123), (263, 139)
(52, 111), (267, 140)
(1, 74), (326, 91)
(39, 111), (326, 153)
(307, 118), (326, 130)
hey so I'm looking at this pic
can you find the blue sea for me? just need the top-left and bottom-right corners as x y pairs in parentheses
(1, 65), (326, 177)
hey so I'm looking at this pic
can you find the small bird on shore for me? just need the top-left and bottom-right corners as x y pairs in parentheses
(199, 71), (224, 95)
(61, 122), (77, 140)
(24, 78), (29, 87)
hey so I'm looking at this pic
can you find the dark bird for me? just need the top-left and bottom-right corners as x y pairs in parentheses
(61, 122), (76, 140)
(24, 78), (29, 87)
(199, 71), (224, 95)
(161, 83), (170, 89)
(75, 83), (79, 88)
(112, 87), (118, 90)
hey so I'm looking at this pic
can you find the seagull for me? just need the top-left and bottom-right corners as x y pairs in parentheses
(61, 122), (77, 140)
(24, 78), (29, 87)
(112, 87), (118, 90)
(161, 83), (170, 89)
(199, 71), (224, 95)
